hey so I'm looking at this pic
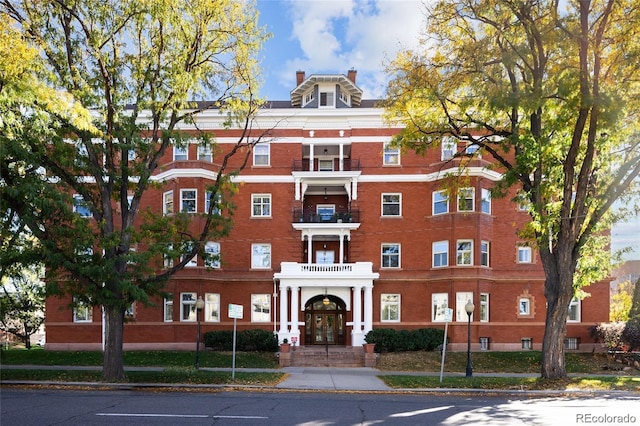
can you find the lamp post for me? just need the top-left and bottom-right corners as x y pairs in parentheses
(194, 296), (205, 370)
(465, 299), (475, 378)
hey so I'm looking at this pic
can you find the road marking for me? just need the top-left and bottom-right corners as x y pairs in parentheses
(96, 413), (268, 419)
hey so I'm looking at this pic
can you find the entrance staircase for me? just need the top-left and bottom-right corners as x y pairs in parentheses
(278, 346), (376, 368)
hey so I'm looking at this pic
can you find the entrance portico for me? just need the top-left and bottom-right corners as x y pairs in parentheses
(274, 262), (378, 346)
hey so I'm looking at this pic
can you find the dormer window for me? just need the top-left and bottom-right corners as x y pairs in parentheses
(339, 91), (350, 106)
(303, 91), (314, 106)
(320, 91), (334, 107)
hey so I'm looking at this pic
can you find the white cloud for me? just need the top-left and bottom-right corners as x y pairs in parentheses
(278, 0), (426, 98)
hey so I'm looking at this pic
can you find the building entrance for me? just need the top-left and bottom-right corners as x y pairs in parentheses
(304, 295), (346, 345)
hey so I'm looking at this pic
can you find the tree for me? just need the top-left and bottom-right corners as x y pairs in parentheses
(0, 266), (45, 349)
(610, 279), (635, 322)
(382, 0), (640, 379)
(2, 0), (269, 381)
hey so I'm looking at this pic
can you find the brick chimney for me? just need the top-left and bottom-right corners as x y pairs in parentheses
(296, 70), (306, 86)
(347, 68), (357, 84)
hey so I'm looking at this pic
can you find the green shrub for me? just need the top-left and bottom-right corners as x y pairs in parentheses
(203, 329), (278, 352)
(622, 317), (640, 351)
(589, 322), (626, 351)
(364, 328), (444, 352)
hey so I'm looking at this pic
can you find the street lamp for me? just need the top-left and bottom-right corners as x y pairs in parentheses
(465, 299), (475, 378)
(194, 296), (205, 370)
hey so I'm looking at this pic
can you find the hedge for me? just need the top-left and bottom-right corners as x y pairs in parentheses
(364, 328), (444, 352)
(203, 329), (278, 352)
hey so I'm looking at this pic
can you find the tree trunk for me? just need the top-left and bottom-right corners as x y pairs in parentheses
(102, 305), (126, 382)
(540, 251), (575, 379)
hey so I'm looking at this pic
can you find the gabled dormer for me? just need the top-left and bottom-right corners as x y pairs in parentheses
(290, 69), (363, 108)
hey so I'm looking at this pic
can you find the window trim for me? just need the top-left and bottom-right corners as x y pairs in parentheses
(433, 190), (449, 215)
(204, 241), (221, 269)
(163, 295), (173, 322)
(381, 293), (401, 322)
(253, 144), (270, 166)
(432, 293), (449, 322)
(441, 137), (457, 161)
(251, 243), (272, 269)
(481, 188), (491, 214)
(480, 293), (489, 322)
(73, 194), (92, 218)
(456, 239), (473, 266)
(381, 193), (401, 217)
(180, 189), (197, 213)
(568, 298), (581, 322)
(73, 298), (93, 323)
(433, 240), (449, 268)
(480, 241), (490, 267)
(456, 292), (474, 322)
(517, 246), (532, 263)
(519, 298), (531, 316)
(163, 191), (174, 215)
(457, 188), (475, 212)
(204, 293), (221, 323)
(383, 142), (400, 165)
(251, 294), (271, 323)
(251, 194), (272, 218)
(173, 145), (188, 161)
(197, 145), (212, 162)
(180, 292), (197, 322)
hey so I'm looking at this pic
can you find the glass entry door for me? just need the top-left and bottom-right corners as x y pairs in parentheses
(314, 314), (335, 344)
(304, 295), (346, 345)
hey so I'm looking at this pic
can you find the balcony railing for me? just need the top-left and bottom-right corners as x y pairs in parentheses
(292, 158), (360, 172)
(293, 209), (360, 223)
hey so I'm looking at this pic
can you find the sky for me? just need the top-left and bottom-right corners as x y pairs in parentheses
(254, 0), (640, 261)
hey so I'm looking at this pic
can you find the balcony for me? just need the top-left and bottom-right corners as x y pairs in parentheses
(293, 209), (360, 224)
(275, 262), (378, 281)
(293, 158), (360, 172)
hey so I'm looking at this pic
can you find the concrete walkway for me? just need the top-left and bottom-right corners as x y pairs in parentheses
(277, 367), (392, 391)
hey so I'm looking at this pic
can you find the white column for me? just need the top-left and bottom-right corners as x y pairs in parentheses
(352, 286), (364, 346)
(363, 285), (373, 335)
(307, 235), (313, 263)
(339, 234), (344, 264)
(278, 285), (288, 340)
(290, 286), (300, 342)
(339, 143), (344, 171)
(309, 143), (314, 171)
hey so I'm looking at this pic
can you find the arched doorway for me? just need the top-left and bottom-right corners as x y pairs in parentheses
(304, 295), (346, 346)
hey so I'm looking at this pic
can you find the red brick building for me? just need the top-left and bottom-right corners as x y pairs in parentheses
(45, 70), (609, 352)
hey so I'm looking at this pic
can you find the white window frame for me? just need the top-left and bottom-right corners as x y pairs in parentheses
(568, 298), (581, 322)
(465, 142), (480, 156)
(205, 191), (221, 215)
(164, 243), (174, 269)
(441, 137), (457, 160)
(180, 189), (197, 213)
(519, 298), (531, 316)
(163, 191), (174, 215)
(197, 145), (212, 162)
(204, 293), (220, 323)
(253, 144), (270, 166)
(432, 293), (449, 322)
(73, 194), (92, 218)
(73, 298), (92, 323)
(181, 242), (197, 268)
(318, 159), (334, 171)
(383, 142), (400, 165)
(339, 90), (350, 105)
(173, 146), (188, 161)
(252, 194), (271, 217)
(164, 294), (173, 322)
(319, 90), (334, 107)
(303, 91), (314, 106)
(433, 241), (449, 268)
(433, 190), (449, 215)
(518, 246), (532, 263)
(458, 188), (475, 212)
(381, 294), (401, 322)
(480, 293), (489, 322)
(381, 193), (401, 217)
(180, 292), (197, 322)
(456, 292), (474, 322)
(251, 243), (271, 269)
(456, 240), (473, 266)
(251, 294), (271, 322)
(480, 241), (490, 267)
(381, 243), (401, 269)
(204, 241), (221, 268)
(481, 188), (491, 214)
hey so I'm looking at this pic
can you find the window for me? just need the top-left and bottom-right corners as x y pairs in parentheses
(339, 91), (350, 105)
(73, 195), (92, 218)
(568, 298), (581, 322)
(163, 191), (174, 215)
(564, 337), (579, 350)
(125, 302), (135, 318)
(180, 292), (197, 322)
(316, 204), (335, 222)
(518, 246), (532, 263)
(432, 293), (449, 322)
(465, 142), (480, 156)
(381, 193), (401, 216)
(74, 140), (89, 167)
(456, 240), (473, 266)
(519, 298), (531, 315)
(181, 241), (197, 267)
(433, 191), (449, 215)
(252, 194), (271, 217)
(458, 188), (474, 212)
(174, 146), (188, 161)
(318, 159), (333, 171)
(479, 337), (490, 350)
(441, 137), (457, 160)
(251, 243), (271, 269)
(480, 293), (489, 322)
(73, 298), (92, 322)
(381, 243), (400, 268)
(456, 292), (473, 322)
(204, 242), (221, 268)
(480, 241), (490, 267)
(303, 91), (314, 105)
(521, 338), (533, 350)
(164, 294), (173, 322)
(253, 144), (269, 166)
(180, 189), (197, 213)
(251, 294), (271, 322)
(205, 191), (221, 215)
(320, 91), (334, 107)
(198, 145), (212, 162)
(383, 143), (400, 165)
(481, 188), (491, 214)
(433, 241), (449, 267)
(204, 293), (220, 322)
(381, 294), (400, 322)
(164, 244), (174, 269)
